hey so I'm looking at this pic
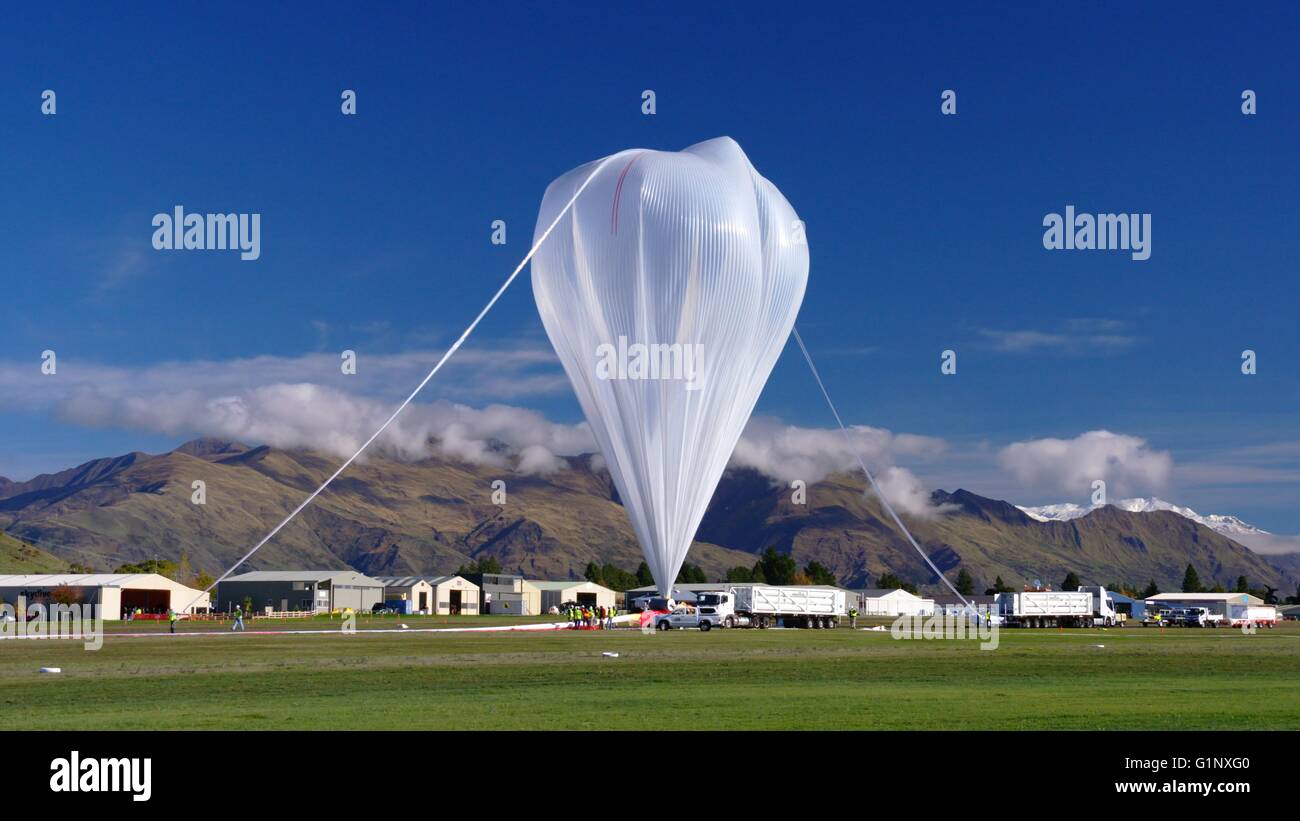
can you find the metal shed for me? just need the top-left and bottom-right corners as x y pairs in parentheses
(216, 570), (384, 614)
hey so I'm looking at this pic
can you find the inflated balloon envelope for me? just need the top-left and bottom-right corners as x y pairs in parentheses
(532, 137), (808, 594)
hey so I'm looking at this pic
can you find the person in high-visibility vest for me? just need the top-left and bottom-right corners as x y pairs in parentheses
(232, 606), (245, 632)
(168, 608), (178, 634)
(849, 607), (858, 628)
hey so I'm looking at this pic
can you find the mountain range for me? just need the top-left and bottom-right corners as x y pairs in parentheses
(1020, 497), (1269, 540)
(0, 439), (1295, 594)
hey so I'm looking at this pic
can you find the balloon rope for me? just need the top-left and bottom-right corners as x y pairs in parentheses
(791, 327), (970, 606)
(183, 154), (625, 613)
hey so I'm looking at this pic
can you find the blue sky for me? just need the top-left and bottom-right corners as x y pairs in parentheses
(1, 2), (1298, 532)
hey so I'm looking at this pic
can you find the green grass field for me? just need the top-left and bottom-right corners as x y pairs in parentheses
(2, 620), (1297, 730)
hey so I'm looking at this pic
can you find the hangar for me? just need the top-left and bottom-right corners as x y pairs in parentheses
(532, 580), (616, 612)
(853, 588), (936, 616)
(375, 575), (481, 615)
(216, 570), (383, 614)
(0, 573), (210, 620)
(1145, 592), (1264, 621)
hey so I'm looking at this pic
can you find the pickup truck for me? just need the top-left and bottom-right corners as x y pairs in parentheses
(653, 607), (704, 631)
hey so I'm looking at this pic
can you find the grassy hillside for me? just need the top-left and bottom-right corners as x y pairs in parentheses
(0, 531), (68, 573)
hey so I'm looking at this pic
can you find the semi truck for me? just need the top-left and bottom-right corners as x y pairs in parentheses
(653, 584), (846, 631)
(996, 586), (1121, 628)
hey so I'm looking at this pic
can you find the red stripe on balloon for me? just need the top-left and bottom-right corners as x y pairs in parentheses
(611, 154), (641, 234)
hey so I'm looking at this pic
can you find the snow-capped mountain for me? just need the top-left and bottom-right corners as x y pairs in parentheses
(1018, 497), (1270, 539)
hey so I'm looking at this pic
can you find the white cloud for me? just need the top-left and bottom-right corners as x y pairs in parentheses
(998, 430), (1172, 497)
(732, 416), (950, 516)
(976, 318), (1137, 355)
(0, 356), (950, 496)
(872, 465), (950, 518)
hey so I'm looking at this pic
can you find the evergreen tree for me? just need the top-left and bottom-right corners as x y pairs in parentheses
(583, 562), (604, 585)
(725, 566), (754, 583)
(875, 572), (918, 595)
(1061, 571), (1081, 591)
(456, 556), (504, 576)
(676, 563), (707, 584)
(1181, 564), (1203, 593)
(954, 568), (974, 596)
(1235, 575), (1249, 593)
(635, 561), (655, 587)
(803, 561), (837, 586)
(1141, 579), (1160, 598)
(755, 547), (796, 585)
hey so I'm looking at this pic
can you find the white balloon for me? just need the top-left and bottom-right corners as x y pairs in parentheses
(532, 137), (808, 593)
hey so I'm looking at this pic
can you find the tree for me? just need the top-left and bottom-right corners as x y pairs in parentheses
(725, 566), (754, 583)
(1181, 564), (1203, 593)
(194, 571), (215, 591)
(954, 568), (974, 596)
(875, 572), (918, 595)
(676, 563), (706, 584)
(754, 547), (796, 585)
(1235, 575), (1249, 593)
(583, 562), (604, 585)
(803, 561), (837, 586)
(635, 561), (654, 587)
(50, 584), (82, 606)
(598, 564), (639, 591)
(456, 556), (503, 576)
(748, 562), (768, 584)
(1061, 571), (1081, 591)
(984, 575), (1014, 595)
(1141, 579), (1160, 598)
(115, 558), (178, 578)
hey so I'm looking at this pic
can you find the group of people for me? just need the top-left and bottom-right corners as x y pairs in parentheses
(566, 603), (617, 629)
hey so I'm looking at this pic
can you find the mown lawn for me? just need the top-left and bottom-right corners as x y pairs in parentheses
(1, 623), (1297, 730)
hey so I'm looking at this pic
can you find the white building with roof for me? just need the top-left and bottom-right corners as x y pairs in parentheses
(375, 575), (480, 615)
(531, 580), (616, 612)
(853, 588), (936, 616)
(1145, 591), (1265, 622)
(0, 573), (210, 620)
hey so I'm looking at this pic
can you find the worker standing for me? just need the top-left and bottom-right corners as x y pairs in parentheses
(849, 607), (858, 628)
(232, 606), (245, 632)
(168, 608), (178, 634)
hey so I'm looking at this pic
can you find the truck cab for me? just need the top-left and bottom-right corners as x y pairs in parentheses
(1078, 585), (1123, 627)
(694, 590), (741, 630)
